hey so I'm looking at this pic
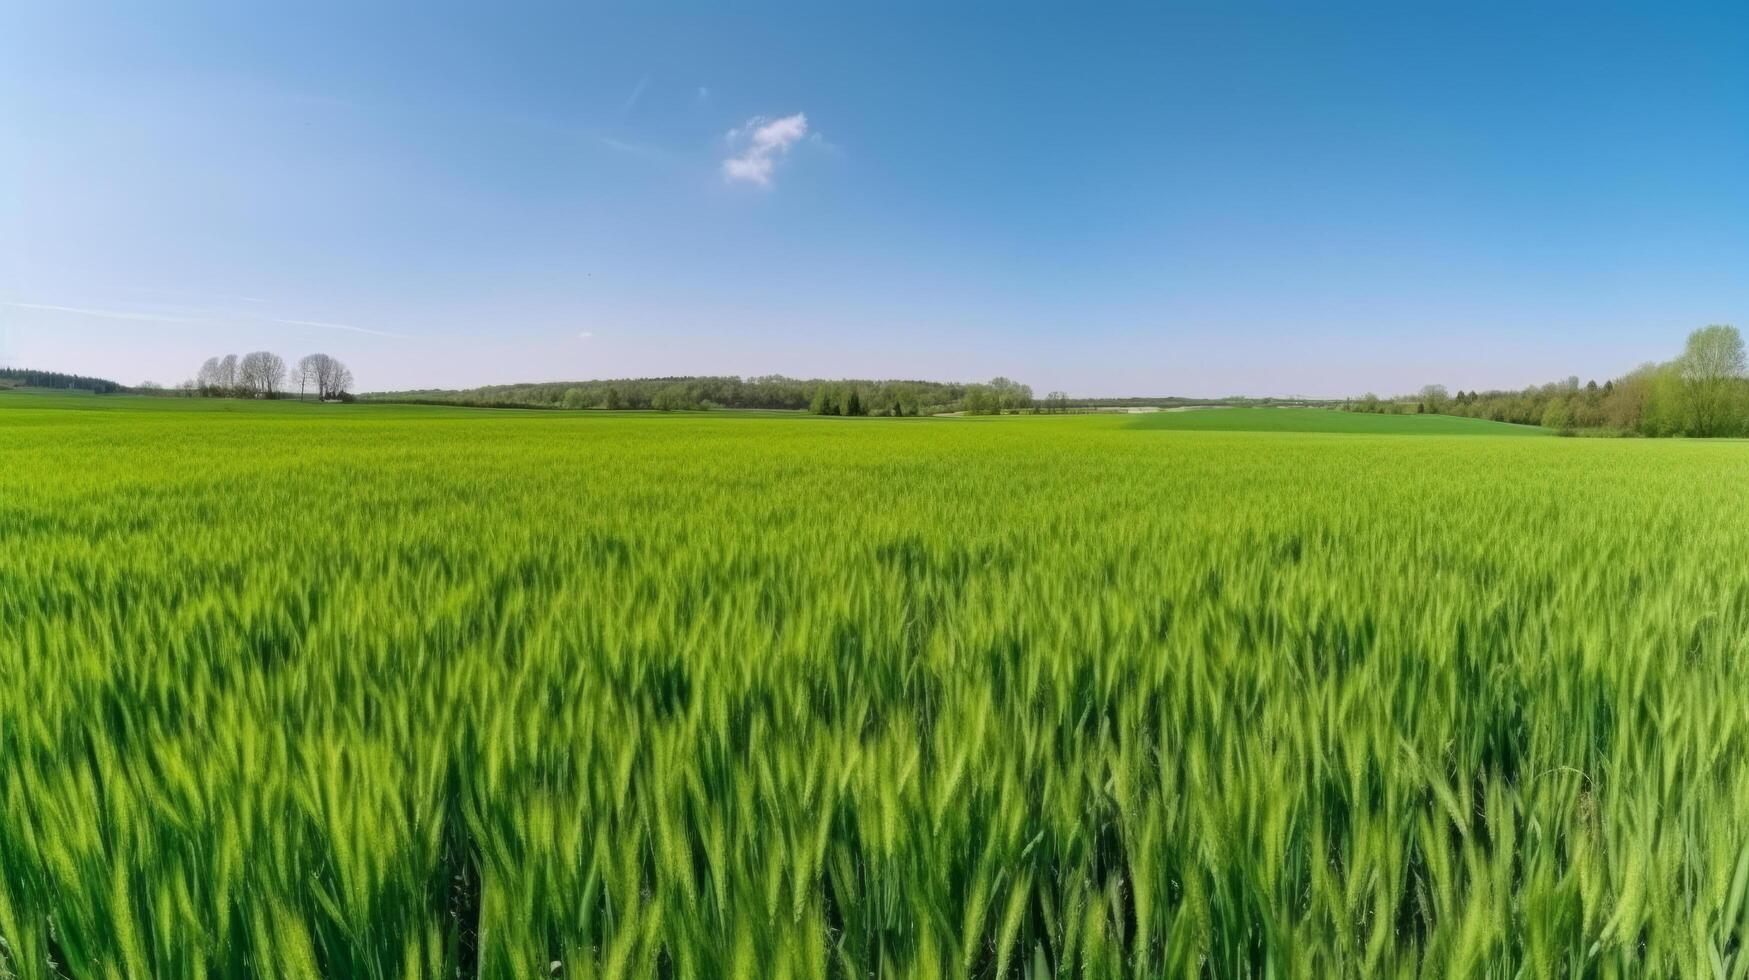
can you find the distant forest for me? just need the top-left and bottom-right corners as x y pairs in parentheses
(32, 324), (1749, 439)
(369, 376), (1006, 415)
(365, 376), (1332, 416)
(0, 368), (123, 394)
(1347, 325), (1749, 437)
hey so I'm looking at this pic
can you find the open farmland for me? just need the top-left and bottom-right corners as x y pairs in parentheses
(1123, 407), (1546, 436)
(4, 394), (1749, 978)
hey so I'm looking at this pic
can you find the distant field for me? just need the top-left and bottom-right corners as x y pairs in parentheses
(1126, 405), (1548, 435)
(0, 385), (100, 397)
(3, 392), (1744, 977)
(0, 390), (818, 420)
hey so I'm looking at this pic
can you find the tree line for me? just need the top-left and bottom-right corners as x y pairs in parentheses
(0, 368), (123, 394)
(191, 353), (354, 400)
(363, 375), (1347, 417)
(366, 375), (1043, 415)
(810, 377), (1041, 416)
(1347, 325), (1749, 436)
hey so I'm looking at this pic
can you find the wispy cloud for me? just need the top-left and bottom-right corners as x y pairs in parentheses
(578, 330), (595, 339)
(0, 301), (202, 323)
(272, 318), (410, 339)
(596, 134), (673, 162)
(723, 112), (810, 187)
(1, 300), (408, 339)
(620, 75), (650, 116)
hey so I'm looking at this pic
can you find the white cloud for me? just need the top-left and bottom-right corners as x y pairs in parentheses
(722, 112), (809, 187)
(578, 330), (594, 339)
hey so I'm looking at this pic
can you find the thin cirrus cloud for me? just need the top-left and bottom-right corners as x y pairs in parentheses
(270, 318), (410, 339)
(0, 301), (202, 323)
(722, 113), (809, 187)
(0, 301), (406, 338)
(596, 134), (674, 162)
(619, 75), (649, 116)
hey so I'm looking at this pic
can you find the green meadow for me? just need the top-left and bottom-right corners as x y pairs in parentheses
(1124, 406), (1546, 436)
(3, 394), (1747, 978)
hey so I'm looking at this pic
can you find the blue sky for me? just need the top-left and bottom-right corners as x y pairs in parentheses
(2, 2), (1745, 396)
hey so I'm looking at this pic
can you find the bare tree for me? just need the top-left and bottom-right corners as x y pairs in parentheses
(307, 353), (351, 400)
(293, 353), (354, 400)
(321, 358), (354, 399)
(292, 354), (319, 400)
(198, 354), (242, 396)
(197, 357), (222, 395)
(238, 355), (263, 396)
(239, 351), (286, 398)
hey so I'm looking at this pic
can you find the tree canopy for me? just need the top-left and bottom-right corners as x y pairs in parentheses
(1349, 325), (1748, 437)
(0, 368), (122, 393)
(367, 376), (990, 415)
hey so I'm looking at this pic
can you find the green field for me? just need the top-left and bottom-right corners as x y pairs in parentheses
(4, 394), (1748, 978)
(1125, 406), (1547, 435)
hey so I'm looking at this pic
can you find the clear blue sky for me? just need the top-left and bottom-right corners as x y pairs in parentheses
(3, 2), (1745, 397)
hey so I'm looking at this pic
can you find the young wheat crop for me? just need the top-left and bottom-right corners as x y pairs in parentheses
(1, 395), (1746, 978)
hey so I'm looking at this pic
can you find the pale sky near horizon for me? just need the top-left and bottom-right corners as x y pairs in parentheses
(2, 2), (1745, 397)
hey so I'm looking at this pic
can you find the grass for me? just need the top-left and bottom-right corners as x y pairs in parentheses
(1, 393), (1745, 978)
(1124, 406), (1548, 435)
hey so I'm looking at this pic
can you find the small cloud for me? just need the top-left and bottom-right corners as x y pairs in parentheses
(578, 331), (594, 339)
(722, 112), (810, 187)
(696, 85), (711, 102)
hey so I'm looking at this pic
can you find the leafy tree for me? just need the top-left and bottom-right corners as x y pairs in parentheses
(1675, 325), (1746, 437)
(649, 384), (702, 411)
(987, 377), (1034, 413)
(961, 385), (999, 415)
(1540, 397), (1573, 433)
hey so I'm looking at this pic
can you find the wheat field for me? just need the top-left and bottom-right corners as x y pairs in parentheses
(2, 394), (1747, 978)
